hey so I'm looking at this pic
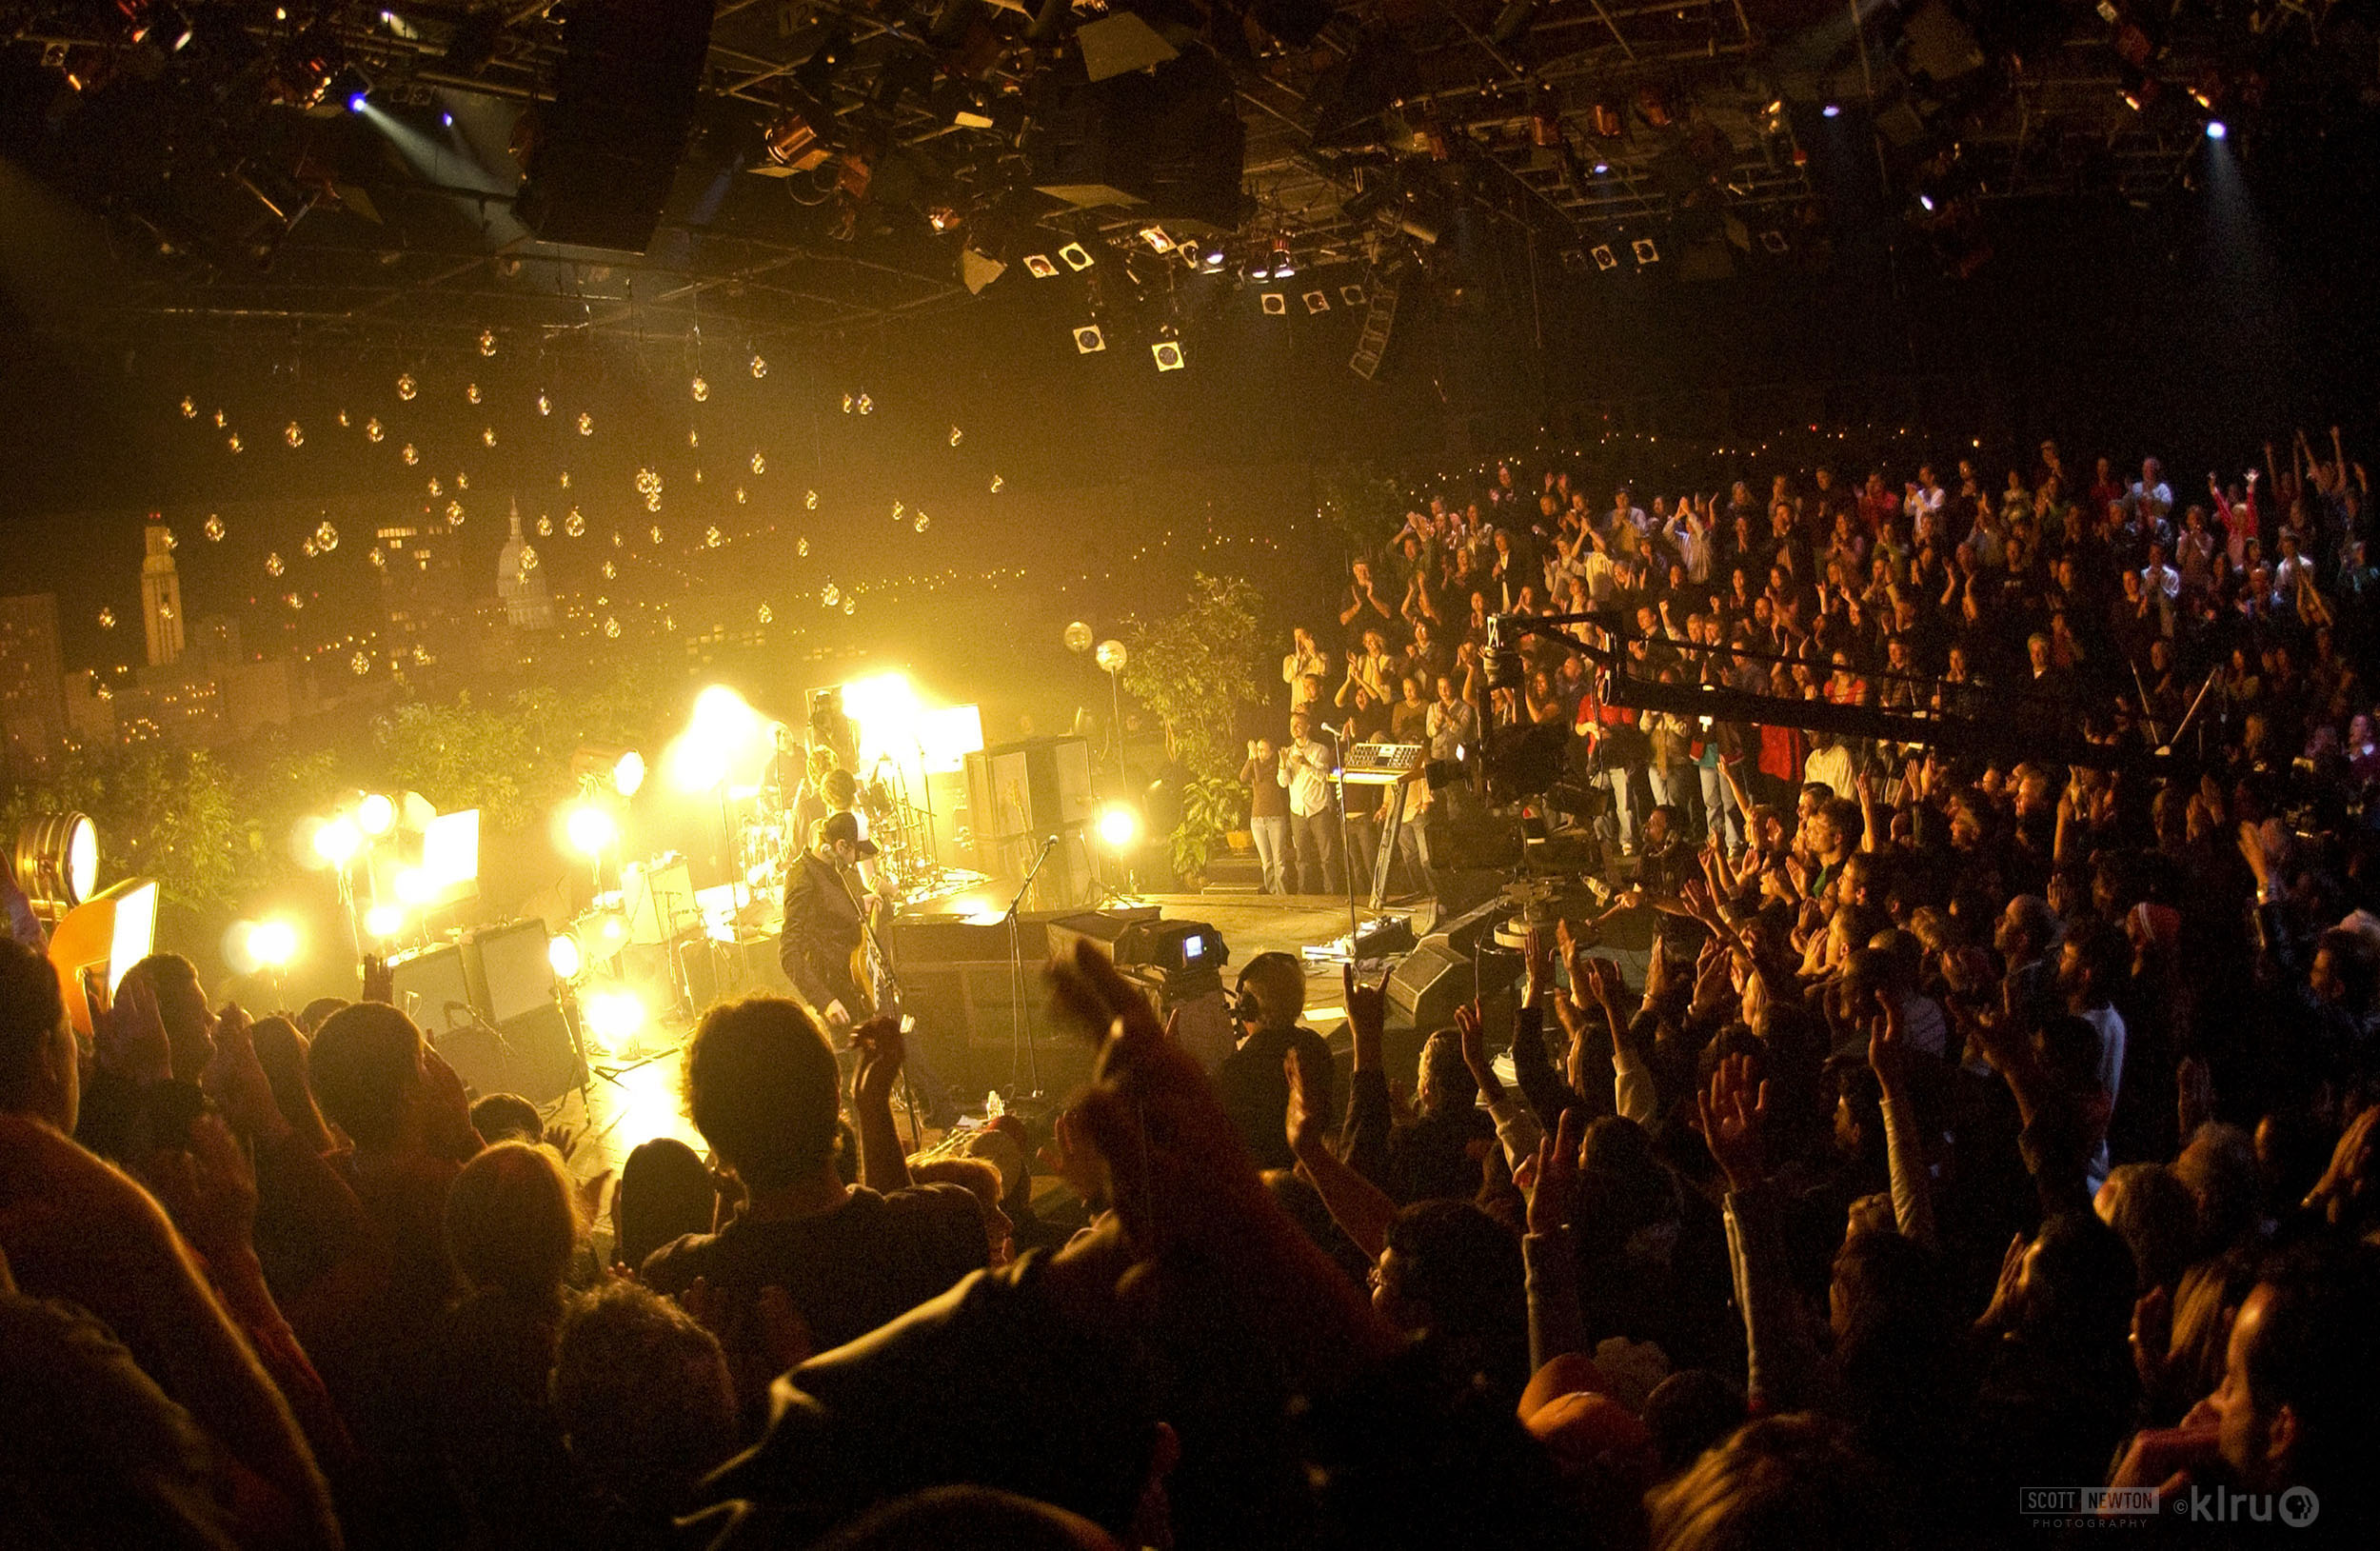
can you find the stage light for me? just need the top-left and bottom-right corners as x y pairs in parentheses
(2206, 119), (2228, 140)
(347, 91), (367, 112)
(442, 110), (454, 127)
(665, 735), (729, 795)
(313, 816), (363, 867)
(1097, 804), (1140, 849)
(547, 934), (583, 981)
(1202, 248), (1225, 269)
(394, 867), (433, 905)
(576, 912), (630, 962)
(764, 109), (830, 171)
(1095, 639), (1128, 674)
(365, 903), (406, 938)
(1272, 239), (1296, 278)
(247, 919), (299, 970)
(1631, 237), (1659, 264)
(1592, 160), (1610, 174)
(1918, 193), (1935, 211)
(14, 812), (99, 919)
(565, 803), (618, 857)
(1073, 325), (1106, 353)
(1822, 103), (1841, 118)
(1058, 243), (1093, 270)
(356, 792), (397, 837)
(584, 984), (646, 1045)
(571, 743), (646, 797)
(1152, 340), (1185, 371)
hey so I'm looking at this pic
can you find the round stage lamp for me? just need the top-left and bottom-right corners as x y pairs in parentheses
(1097, 804), (1140, 849)
(393, 867), (434, 905)
(1095, 638), (1128, 674)
(570, 743), (646, 797)
(574, 911), (631, 964)
(14, 812), (99, 917)
(247, 919), (300, 971)
(584, 985), (646, 1046)
(1063, 621), (1094, 654)
(565, 803), (619, 857)
(312, 816), (363, 868)
(355, 793), (397, 837)
(547, 934), (583, 982)
(364, 903), (407, 939)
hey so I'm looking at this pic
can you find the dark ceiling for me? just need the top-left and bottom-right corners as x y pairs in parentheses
(3, 0), (2376, 356)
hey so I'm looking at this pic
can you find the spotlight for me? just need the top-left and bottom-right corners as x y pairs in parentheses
(565, 803), (619, 858)
(1151, 340), (1185, 371)
(1058, 242), (1094, 270)
(1918, 193), (1935, 211)
(584, 984), (647, 1048)
(1023, 254), (1059, 278)
(247, 919), (300, 971)
(1073, 325), (1106, 353)
(575, 911), (630, 964)
(1202, 247), (1225, 269)
(442, 110), (454, 127)
(1592, 160), (1610, 175)
(365, 903), (407, 938)
(1302, 289), (1330, 314)
(547, 934), (583, 981)
(1822, 103), (1841, 118)
(14, 812), (99, 919)
(313, 816), (363, 867)
(1272, 239), (1296, 278)
(2206, 119), (2228, 140)
(347, 91), (367, 113)
(394, 867), (432, 905)
(764, 109), (830, 171)
(1631, 237), (1659, 264)
(356, 793), (397, 837)
(1260, 292), (1288, 315)
(1140, 225), (1174, 252)
(570, 743), (646, 797)
(1097, 804), (1140, 849)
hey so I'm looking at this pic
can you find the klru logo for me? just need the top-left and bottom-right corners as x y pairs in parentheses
(2172, 1483), (2318, 1528)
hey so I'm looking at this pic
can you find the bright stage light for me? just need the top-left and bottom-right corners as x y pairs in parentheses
(356, 793), (397, 837)
(577, 912), (630, 961)
(584, 984), (647, 1044)
(14, 812), (99, 917)
(1097, 804), (1140, 849)
(547, 934), (583, 981)
(1822, 103), (1840, 118)
(364, 903), (406, 939)
(565, 803), (619, 857)
(571, 743), (646, 797)
(393, 866), (433, 905)
(313, 817), (363, 867)
(843, 671), (922, 764)
(248, 919), (299, 970)
(612, 750), (645, 796)
(665, 733), (730, 795)
(2207, 119), (2228, 140)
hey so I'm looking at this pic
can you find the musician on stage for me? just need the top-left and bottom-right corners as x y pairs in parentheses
(779, 811), (876, 1035)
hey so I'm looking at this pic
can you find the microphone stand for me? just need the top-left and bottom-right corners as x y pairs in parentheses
(1324, 726), (1361, 965)
(1002, 834), (1062, 1098)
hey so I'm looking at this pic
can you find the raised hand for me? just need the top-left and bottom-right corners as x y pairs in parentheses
(93, 972), (170, 1085)
(1453, 1002), (1505, 1104)
(1526, 1106), (1585, 1238)
(361, 953), (394, 1006)
(201, 1004), (289, 1145)
(1284, 1045), (1325, 1160)
(1344, 962), (1385, 1072)
(851, 1016), (906, 1106)
(1865, 987), (1910, 1096)
(1696, 1052), (1769, 1193)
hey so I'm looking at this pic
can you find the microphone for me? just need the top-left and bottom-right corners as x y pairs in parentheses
(1041, 833), (1061, 850)
(1316, 723), (1343, 739)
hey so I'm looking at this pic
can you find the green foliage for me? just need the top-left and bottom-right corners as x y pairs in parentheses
(1169, 774), (1249, 883)
(1120, 572), (1267, 780)
(0, 744), (251, 913)
(372, 670), (671, 837)
(1316, 460), (1408, 556)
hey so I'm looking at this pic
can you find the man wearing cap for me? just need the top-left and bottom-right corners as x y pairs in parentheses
(780, 811), (878, 1034)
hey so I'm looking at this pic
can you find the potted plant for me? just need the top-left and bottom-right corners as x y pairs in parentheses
(1172, 775), (1250, 887)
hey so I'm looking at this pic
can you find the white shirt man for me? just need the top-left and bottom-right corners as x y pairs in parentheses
(1426, 678), (1478, 762)
(2125, 459), (2173, 525)
(1283, 629), (1328, 694)
(1903, 468), (1945, 525)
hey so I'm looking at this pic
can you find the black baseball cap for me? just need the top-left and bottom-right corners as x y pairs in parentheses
(818, 810), (879, 857)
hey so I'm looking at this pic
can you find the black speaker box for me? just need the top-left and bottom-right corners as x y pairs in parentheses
(517, 0), (716, 252)
(435, 1003), (583, 1107)
(463, 919), (557, 1028)
(388, 943), (473, 1033)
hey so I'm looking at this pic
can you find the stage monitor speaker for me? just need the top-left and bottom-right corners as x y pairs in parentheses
(965, 737), (1095, 845)
(463, 919), (558, 1027)
(678, 936), (790, 1013)
(436, 1004), (583, 1106)
(1044, 907), (1165, 964)
(516, 0), (716, 252)
(1385, 935), (1520, 1039)
(388, 943), (472, 1034)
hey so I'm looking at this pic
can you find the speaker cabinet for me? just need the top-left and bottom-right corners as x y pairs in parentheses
(516, 0), (716, 252)
(437, 1004), (584, 1107)
(388, 943), (473, 1033)
(463, 919), (558, 1028)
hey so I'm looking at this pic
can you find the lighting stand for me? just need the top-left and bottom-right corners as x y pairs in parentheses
(1331, 728), (1362, 964)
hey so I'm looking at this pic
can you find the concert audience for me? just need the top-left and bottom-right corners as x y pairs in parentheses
(6, 427), (2380, 1548)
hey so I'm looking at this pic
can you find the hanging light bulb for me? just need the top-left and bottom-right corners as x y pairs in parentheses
(478, 328), (496, 356)
(397, 372), (417, 400)
(842, 596), (856, 615)
(456, 472), (467, 490)
(841, 393), (854, 414)
(97, 607), (115, 629)
(804, 489), (818, 509)
(856, 393), (873, 414)
(366, 417), (384, 442)
(403, 444), (419, 465)
(758, 603), (773, 624)
(604, 617), (621, 638)
(797, 537), (810, 557)
(179, 396), (196, 418)
(428, 478), (442, 496)
(990, 474), (1003, 492)
(482, 427), (496, 447)
(914, 512), (930, 533)
(316, 521), (338, 551)
(577, 411), (593, 435)
(750, 451), (765, 474)
(704, 526), (722, 547)
(285, 593), (303, 610)
(565, 509), (585, 537)
(285, 422), (304, 447)
(537, 390), (552, 416)
(204, 514), (226, 542)
(303, 538), (319, 559)
(603, 560), (616, 580)
(266, 552), (285, 577)
(823, 583), (841, 607)
(949, 426), (962, 447)
(518, 546), (539, 572)
(368, 547), (387, 568)
(687, 428), (700, 447)
(466, 383), (483, 405)
(536, 514), (552, 537)
(212, 408), (226, 427)
(352, 650), (371, 674)
(559, 470), (570, 488)
(227, 433), (243, 453)
(447, 500), (464, 523)
(648, 524), (663, 544)
(735, 486), (747, 504)
(337, 409), (349, 428)
(690, 375), (708, 402)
